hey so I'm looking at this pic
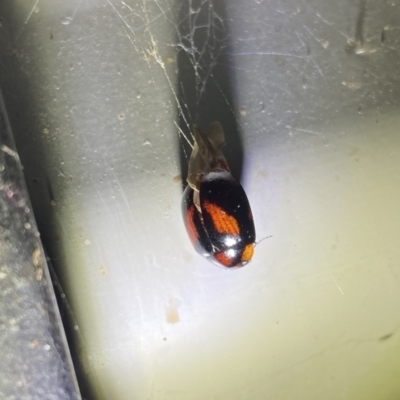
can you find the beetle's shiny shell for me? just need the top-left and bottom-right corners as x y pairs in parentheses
(182, 171), (255, 268)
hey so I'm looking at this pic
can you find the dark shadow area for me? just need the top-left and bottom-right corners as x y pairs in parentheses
(0, 97), (80, 399)
(0, 4), (91, 400)
(176, 0), (243, 189)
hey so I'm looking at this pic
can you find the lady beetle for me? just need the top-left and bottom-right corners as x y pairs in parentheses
(182, 122), (255, 268)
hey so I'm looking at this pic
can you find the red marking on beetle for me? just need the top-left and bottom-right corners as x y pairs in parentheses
(202, 201), (240, 236)
(185, 205), (198, 245)
(215, 251), (234, 267)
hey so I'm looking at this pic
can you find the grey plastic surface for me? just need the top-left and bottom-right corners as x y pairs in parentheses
(1, 0), (400, 399)
(0, 94), (81, 399)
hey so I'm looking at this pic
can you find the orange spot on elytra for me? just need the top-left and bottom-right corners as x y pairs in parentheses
(202, 201), (240, 236)
(241, 244), (254, 263)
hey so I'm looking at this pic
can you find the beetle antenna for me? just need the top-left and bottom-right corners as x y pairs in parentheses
(255, 235), (272, 247)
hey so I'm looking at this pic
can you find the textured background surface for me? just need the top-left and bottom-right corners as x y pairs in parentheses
(0, 94), (80, 399)
(1, 0), (400, 399)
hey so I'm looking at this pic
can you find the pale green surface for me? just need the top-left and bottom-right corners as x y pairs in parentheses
(1, 0), (400, 399)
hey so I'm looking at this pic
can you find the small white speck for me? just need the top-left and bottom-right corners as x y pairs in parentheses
(61, 16), (72, 25)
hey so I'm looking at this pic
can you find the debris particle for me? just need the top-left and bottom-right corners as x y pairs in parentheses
(173, 175), (182, 184)
(342, 80), (362, 90)
(1, 145), (20, 163)
(32, 248), (43, 281)
(166, 298), (181, 324)
(143, 139), (152, 146)
(29, 339), (40, 349)
(379, 333), (394, 341)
